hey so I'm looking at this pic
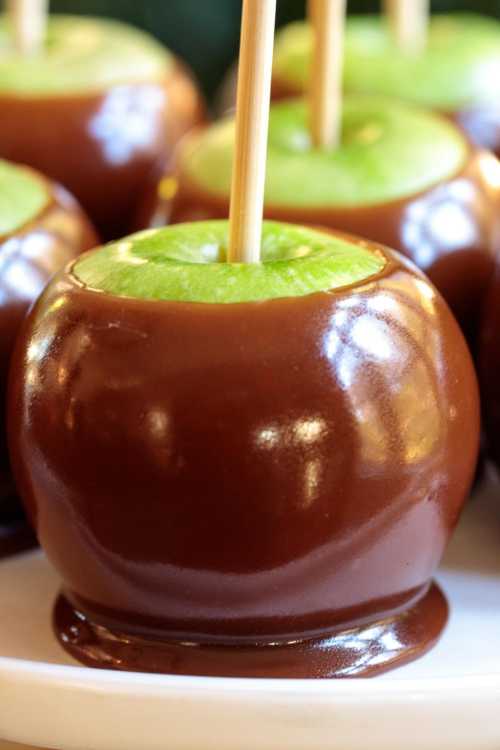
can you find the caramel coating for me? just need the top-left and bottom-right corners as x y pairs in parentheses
(0, 174), (97, 538)
(0, 65), (204, 240)
(9, 238), (479, 675)
(479, 263), (500, 471)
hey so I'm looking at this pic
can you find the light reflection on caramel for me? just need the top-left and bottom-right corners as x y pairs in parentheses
(254, 416), (329, 511)
(326, 275), (444, 472)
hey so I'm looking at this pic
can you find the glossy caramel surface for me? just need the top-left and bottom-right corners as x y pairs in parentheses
(0, 64), (204, 240)
(0, 176), (97, 528)
(55, 583), (448, 678)
(152, 147), (500, 344)
(479, 264), (500, 470)
(9, 240), (478, 655)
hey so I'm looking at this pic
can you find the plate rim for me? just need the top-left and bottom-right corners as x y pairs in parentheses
(2, 654), (500, 699)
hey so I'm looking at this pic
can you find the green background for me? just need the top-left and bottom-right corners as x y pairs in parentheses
(49, 0), (500, 99)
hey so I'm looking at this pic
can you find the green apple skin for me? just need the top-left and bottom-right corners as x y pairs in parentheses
(179, 97), (467, 208)
(74, 220), (386, 304)
(0, 159), (50, 236)
(273, 14), (500, 111)
(0, 15), (204, 241)
(0, 15), (171, 94)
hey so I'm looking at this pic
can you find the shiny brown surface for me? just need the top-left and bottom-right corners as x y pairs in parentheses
(0, 171), (98, 535)
(479, 263), (500, 471)
(54, 584), (448, 678)
(150, 145), (500, 344)
(9, 238), (479, 676)
(0, 64), (205, 241)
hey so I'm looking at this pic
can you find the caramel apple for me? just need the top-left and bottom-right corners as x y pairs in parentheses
(139, 96), (500, 343)
(271, 13), (500, 156)
(0, 14), (204, 240)
(9, 220), (479, 677)
(0, 158), (97, 555)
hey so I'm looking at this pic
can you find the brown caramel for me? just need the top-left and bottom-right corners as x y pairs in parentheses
(9, 237), (479, 676)
(0, 65), (204, 240)
(55, 584), (447, 678)
(479, 263), (500, 472)
(0, 175), (97, 552)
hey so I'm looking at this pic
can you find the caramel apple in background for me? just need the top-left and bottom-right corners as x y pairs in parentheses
(0, 158), (97, 556)
(8, 220), (479, 677)
(0, 3), (205, 240)
(138, 95), (500, 346)
(272, 10), (500, 156)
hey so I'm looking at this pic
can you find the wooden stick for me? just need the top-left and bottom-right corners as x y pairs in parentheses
(228, 0), (277, 264)
(384, 0), (429, 55)
(309, 0), (346, 150)
(8, 0), (48, 56)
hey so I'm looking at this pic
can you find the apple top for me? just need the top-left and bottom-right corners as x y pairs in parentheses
(0, 15), (172, 95)
(179, 96), (467, 208)
(0, 159), (50, 236)
(72, 220), (386, 303)
(273, 13), (500, 111)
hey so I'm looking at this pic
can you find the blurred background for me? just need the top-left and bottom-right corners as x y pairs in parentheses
(49, 0), (500, 101)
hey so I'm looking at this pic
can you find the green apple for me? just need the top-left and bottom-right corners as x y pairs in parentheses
(179, 97), (467, 208)
(73, 220), (385, 303)
(273, 13), (500, 111)
(0, 159), (50, 235)
(0, 15), (172, 94)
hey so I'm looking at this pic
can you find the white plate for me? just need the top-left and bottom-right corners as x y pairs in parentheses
(1, 481), (500, 750)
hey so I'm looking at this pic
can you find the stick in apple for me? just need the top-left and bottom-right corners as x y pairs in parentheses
(8, 0), (48, 56)
(309, 0), (347, 150)
(228, 0), (277, 264)
(384, 0), (429, 55)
